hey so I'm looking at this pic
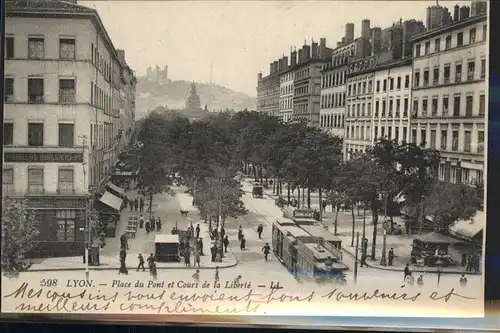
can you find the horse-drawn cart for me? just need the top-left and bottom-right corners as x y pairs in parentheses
(252, 183), (263, 198)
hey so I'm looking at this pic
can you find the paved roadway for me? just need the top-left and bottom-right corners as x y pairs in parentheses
(1, 181), (483, 316)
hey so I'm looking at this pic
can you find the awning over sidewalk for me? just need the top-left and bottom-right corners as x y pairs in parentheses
(99, 191), (123, 211)
(106, 182), (125, 195)
(449, 211), (484, 242)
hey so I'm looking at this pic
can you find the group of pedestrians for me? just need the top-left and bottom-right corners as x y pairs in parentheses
(136, 253), (158, 280)
(403, 263), (469, 287)
(124, 196), (146, 213)
(139, 214), (162, 233)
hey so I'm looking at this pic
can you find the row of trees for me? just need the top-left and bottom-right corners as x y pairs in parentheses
(138, 110), (483, 259)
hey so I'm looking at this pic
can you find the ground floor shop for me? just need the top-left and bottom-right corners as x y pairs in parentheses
(26, 196), (87, 258)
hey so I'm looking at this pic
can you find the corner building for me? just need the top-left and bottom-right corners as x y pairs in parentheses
(3, 1), (136, 256)
(410, 11), (487, 185)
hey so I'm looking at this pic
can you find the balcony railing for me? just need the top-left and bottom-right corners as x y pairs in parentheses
(28, 95), (44, 104)
(444, 77), (450, 84)
(455, 74), (462, 83)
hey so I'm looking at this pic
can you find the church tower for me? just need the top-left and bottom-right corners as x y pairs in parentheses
(185, 82), (202, 110)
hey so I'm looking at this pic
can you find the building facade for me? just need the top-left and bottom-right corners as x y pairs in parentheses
(372, 58), (412, 143)
(344, 56), (377, 160)
(410, 11), (487, 185)
(256, 60), (283, 117)
(279, 68), (294, 123)
(3, 1), (135, 256)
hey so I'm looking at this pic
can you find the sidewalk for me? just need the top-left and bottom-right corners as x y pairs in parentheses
(29, 185), (237, 272)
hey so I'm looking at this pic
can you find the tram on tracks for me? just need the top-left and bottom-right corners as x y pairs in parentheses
(272, 210), (348, 284)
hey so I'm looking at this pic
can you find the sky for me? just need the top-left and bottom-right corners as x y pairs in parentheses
(82, 0), (472, 97)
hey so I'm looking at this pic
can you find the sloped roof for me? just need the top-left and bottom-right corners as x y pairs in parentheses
(414, 231), (455, 244)
(6, 0), (93, 13)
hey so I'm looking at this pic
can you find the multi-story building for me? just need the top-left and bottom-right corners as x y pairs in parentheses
(372, 58), (412, 143)
(256, 60), (282, 117)
(319, 25), (357, 137)
(410, 8), (487, 185)
(291, 39), (332, 126)
(344, 56), (377, 160)
(279, 55), (294, 123)
(117, 50), (137, 149)
(3, 0), (135, 256)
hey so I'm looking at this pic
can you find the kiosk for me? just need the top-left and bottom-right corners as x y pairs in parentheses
(155, 234), (180, 262)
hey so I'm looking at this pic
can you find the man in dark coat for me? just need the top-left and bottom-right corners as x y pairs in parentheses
(240, 235), (246, 250)
(134, 198), (139, 211)
(388, 248), (395, 266)
(223, 235), (229, 253)
(137, 253), (145, 272)
(129, 199), (133, 212)
(198, 238), (204, 256)
(120, 233), (128, 250)
(196, 224), (201, 239)
(210, 243), (217, 262)
(404, 263), (411, 280)
(139, 197), (144, 212)
(257, 224), (263, 239)
(147, 253), (155, 273)
(262, 242), (271, 261)
(156, 217), (162, 232)
(145, 220), (150, 234)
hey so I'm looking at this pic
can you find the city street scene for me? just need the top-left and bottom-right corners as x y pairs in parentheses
(1, 0), (487, 320)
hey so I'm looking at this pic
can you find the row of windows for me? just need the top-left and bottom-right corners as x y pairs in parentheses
(3, 122), (75, 147)
(347, 101), (373, 118)
(293, 103), (309, 115)
(280, 84), (293, 95)
(320, 114), (344, 128)
(375, 74), (410, 93)
(280, 72), (293, 82)
(280, 111), (293, 123)
(321, 70), (347, 88)
(410, 127), (484, 154)
(321, 92), (346, 109)
(280, 96), (293, 111)
(373, 98), (410, 118)
(294, 85), (309, 97)
(90, 81), (117, 114)
(414, 58), (486, 88)
(345, 124), (409, 144)
(347, 79), (373, 96)
(295, 68), (311, 81)
(3, 167), (76, 194)
(4, 77), (75, 104)
(412, 93), (486, 118)
(414, 24), (487, 58)
(5, 35), (75, 60)
(91, 42), (118, 86)
(438, 163), (483, 185)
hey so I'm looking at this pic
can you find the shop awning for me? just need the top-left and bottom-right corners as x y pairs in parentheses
(449, 210), (484, 242)
(414, 231), (456, 244)
(99, 191), (123, 211)
(106, 182), (125, 195)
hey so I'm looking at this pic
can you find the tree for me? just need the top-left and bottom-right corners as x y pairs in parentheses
(421, 180), (483, 231)
(2, 198), (39, 273)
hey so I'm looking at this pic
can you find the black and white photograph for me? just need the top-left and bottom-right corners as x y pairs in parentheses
(1, 0), (488, 323)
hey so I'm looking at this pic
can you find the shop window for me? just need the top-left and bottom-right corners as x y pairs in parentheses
(56, 210), (76, 241)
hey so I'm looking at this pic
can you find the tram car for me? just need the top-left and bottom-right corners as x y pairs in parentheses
(299, 225), (343, 260)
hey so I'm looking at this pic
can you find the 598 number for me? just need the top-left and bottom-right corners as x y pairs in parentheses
(40, 279), (58, 287)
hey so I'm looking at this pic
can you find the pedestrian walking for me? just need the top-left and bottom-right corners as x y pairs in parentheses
(223, 235), (229, 253)
(215, 243), (222, 262)
(196, 224), (200, 239)
(262, 242), (271, 261)
(145, 219), (150, 234)
(404, 263), (411, 280)
(150, 216), (156, 232)
(460, 274), (468, 287)
(237, 226), (243, 241)
(151, 262), (157, 281)
(118, 258), (128, 275)
(156, 217), (162, 232)
(120, 233), (129, 250)
(129, 199), (133, 212)
(257, 224), (263, 239)
(139, 197), (144, 212)
(214, 266), (220, 284)
(134, 198), (139, 212)
(240, 235), (246, 250)
(417, 275), (424, 287)
(198, 238), (204, 256)
(192, 269), (200, 282)
(139, 214), (144, 229)
(137, 254), (145, 272)
(147, 253), (155, 274)
(184, 247), (191, 267)
(119, 248), (127, 263)
(220, 227), (225, 239)
(210, 243), (217, 262)
(360, 253), (367, 267)
(388, 248), (395, 266)
(194, 250), (201, 268)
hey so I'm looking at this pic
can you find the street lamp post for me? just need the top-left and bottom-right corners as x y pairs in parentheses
(436, 258), (443, 287)
(380, 229), (387, 266)
(80, 135), (90, 281)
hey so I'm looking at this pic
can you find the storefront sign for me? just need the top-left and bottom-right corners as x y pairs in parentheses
(4, 152), (83, 163)
(293, 209), (314, 219)
(27, 197), (86, 209)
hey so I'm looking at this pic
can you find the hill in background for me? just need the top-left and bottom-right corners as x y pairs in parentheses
(135, 77), (256, 118)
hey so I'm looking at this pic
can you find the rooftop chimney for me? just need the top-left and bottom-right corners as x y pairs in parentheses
(291, 49), (297, 66)
(258, 72), (262, 80)
(283, 56), (289, 68)
(274, 60), (279, 73)
(345, 23), (355, 43)
(311, 41), (319, 58)
(116, 49), (125, 62)
(302, 44), (310, 60)
(269, 62), (274, 74)
(361, 19), (371, 39)
(298, 48), (303, 62)
(459, 6), (470, 20)
(454, 5), (460, 21)
(371, 27), (382, 55)
(319, 38), (326, 57)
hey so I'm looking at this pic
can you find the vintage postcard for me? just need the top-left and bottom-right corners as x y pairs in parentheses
(1, 0), (489, 325)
